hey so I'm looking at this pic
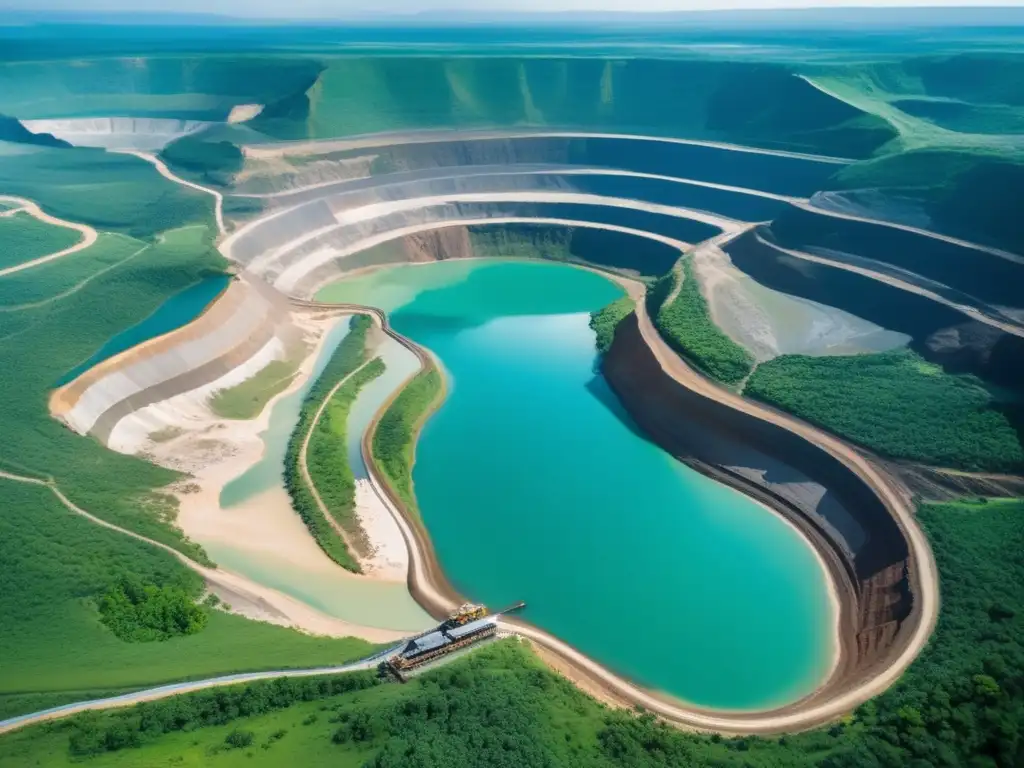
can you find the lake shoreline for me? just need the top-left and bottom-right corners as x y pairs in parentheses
(316, 254), (934, 733)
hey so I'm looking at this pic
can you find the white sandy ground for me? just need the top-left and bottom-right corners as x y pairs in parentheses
(0, 195), (97, 277)
(241, 128), (852, 164)
(274, 216), (692, 296)
(19, 117), (210, 152)
(226, 194), (740, 293)
(227, 104), (264, 124)
(122, 311), (410, 589)
(690, 238), (911, 361)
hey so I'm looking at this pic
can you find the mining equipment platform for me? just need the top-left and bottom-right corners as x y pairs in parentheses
(385, 601), (525, 680)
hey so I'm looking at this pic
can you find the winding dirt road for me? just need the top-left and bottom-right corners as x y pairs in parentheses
(0, 279), (938, 737)
(300, 294), (938, 735)
(0, 469), (407, 645)
(298, 354), (378, 566)
(0, 646), (399, 736)
(116, 150), (226, 237)
(242, 128), (853, 164)
(0, 195), (97, 277)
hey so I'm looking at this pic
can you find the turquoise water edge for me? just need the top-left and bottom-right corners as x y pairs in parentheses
(318, 258), (834, 711)
(56, 273), (230, 385)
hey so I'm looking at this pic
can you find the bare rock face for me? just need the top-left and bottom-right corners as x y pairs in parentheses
(601, 311), (915, 677)
(925, 322), (1024, 390)
(404, 226), (473, 262)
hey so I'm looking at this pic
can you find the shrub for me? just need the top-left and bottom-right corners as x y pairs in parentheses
(652, 259), (755, 385)
(98, 575), (207, 642)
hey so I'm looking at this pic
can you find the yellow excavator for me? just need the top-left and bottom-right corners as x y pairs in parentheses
(446, 603), (487, 626)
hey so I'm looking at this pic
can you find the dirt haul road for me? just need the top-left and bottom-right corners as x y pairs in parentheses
(0, 196), (97, 277)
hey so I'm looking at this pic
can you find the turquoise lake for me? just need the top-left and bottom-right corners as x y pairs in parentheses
(57, 273), (230, 385)
(318, 259), (834, 710)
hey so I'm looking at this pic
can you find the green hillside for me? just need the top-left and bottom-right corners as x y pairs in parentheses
(2, 498), (1021, 766)
(0, 480), (374, 721)
(0, 211), (81, 270)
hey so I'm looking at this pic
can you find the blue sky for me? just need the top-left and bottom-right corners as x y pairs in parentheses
(9, 0), (1024, 17)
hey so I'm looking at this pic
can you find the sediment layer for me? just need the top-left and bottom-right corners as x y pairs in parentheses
(50, 273), (297, 445)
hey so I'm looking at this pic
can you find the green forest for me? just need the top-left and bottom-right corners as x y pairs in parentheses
(650, 258), (756, 385)
(0, 169), (379, 723)
(0, 211), (82, 270)
(371, 367), (443, 514)
(0, 479), (374, 721)
(2, 498), (1021, 767)
(282, 315), (377, 573)
(590, 296), (635, 354)
(306, 358), (386, 559)
(97, 575), (208, 643)
(0, 224), (224, 561)
(745, 349), (1024, 472)
(0, 146), (215, 239)
(469, 224), (574, 262)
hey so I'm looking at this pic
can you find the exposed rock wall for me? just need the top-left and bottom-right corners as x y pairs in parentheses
(726, 228), (1024, 392)
(602, 312), (914, 672)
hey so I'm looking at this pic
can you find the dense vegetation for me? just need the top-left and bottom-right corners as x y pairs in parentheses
(0, 226), (224, 561)
(65, 670), (380, 758)
(3, 499), (1021, 767)
(0, 479), (374, 720)
(746, 349), (1024, 471)
(160, 136), (245, 186)
(306, 359), (386, 558)
(651, 258), (756, 385)
(249, 57), (894, 157)
(469, 224), (573, 261)
(371, 367), (443, 514)
(98, 575), (208, 643)
(283, 315), (375, 573)
(0, 211), (82, 270)
(0, 175), (375, 721)
(0, 146), (215, 239)
(589, 296), (635, 355)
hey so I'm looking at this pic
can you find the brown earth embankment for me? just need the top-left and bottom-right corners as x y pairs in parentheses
(602, 309), (929, 708)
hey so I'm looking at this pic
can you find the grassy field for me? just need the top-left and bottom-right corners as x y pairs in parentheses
(283, 316), (376, 573)
(371, 367), (443, 515)
(0, 147), (215, 239)
(651, 258), (756, 385)
(2, 499), (1021, 767)
(250, 56), (894, 157)
(745, 349), (1024, 472)
(0, 211), (82, 270)
(210, 358), (300, 420)
(0, 479), (376, 720)
(0, 232), (148, 308)
(589, 296), (635, 354)
(0, 227), (224, 559)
